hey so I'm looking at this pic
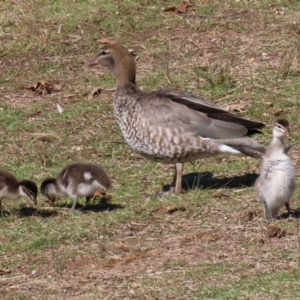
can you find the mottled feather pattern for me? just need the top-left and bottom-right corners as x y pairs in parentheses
(115, 87), (227, 163)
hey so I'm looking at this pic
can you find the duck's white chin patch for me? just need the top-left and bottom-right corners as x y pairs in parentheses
(219, 145), (242, 155)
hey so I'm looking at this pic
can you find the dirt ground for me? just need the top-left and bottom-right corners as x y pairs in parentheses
(1, 1), (300, 299)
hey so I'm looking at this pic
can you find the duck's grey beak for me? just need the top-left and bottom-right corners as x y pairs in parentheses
(88, 57), (99, 67)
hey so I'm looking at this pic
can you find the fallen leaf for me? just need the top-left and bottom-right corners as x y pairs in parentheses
(247, 57), (255, 64)
(212, 191), (230, 198)
(163, 5), (177, 12)
(98, 38), (116, 44)
(267, 225), (286, 238)
(64, 94), (76, 100)
(207, 235), (219, 243)
(239, 210), (258, 221)
(86, 87), (102, 100)
(182, 234), (196, 243)
(28, 111), (42, 119)
(118, 243), (130, 252)
(53, 84), (62, 92)
(27, 81), (62, 96)
(0, 269), (12, 276)
(265, 101), (273, 107)
(164, 1), (188, 13)
(273, 109), (285, 117)
(176, 0), (188, 13)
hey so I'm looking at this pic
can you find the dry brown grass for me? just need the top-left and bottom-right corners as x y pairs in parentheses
(1, 205), (300, 299)
(1, 0), (300, 299)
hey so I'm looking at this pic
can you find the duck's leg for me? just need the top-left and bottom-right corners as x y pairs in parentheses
(156, 163), (184, 198)
(263, 201), (271, 221)
(70, 197), (78, 213)
(174, 163), (183, 193)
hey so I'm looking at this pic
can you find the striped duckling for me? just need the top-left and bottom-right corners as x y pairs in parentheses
(0, 169), (38, 210)
(41, 162), (112, 212)
(255, 119), (295, 220)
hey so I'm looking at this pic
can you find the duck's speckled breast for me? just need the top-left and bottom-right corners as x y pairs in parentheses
(113, 87), (219, 163)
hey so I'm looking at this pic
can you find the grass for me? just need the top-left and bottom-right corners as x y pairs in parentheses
(1, 0), (300, 299)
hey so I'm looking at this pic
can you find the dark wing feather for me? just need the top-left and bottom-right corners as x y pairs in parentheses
(138, 89), (264, 139)
(158, 89), (228, 113)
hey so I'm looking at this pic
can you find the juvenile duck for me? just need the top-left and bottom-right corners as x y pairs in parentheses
(90, 43), (265, 193)
(255, 119), (295, 220)
(41, 162), (112, 212)
(0, 169), (38, 210)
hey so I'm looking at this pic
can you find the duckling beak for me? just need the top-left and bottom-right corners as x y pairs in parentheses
(43, 196), (55, 206)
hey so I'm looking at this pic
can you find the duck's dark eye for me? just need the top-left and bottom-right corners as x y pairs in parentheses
(100, 50), (108, 56)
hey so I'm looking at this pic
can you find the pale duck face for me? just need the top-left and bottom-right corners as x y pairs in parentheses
(43, 182), (58, 202)
(273, 122), (289, 139)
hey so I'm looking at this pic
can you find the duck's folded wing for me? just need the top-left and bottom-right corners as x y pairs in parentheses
(160, 89), (228, 113)
(138, 89), (264, 139)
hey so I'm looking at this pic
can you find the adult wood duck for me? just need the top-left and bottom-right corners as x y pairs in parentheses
(41, 162), (111, 212)
(90, 43), (265, 193)
(255, 119), (295, 220)
(0, 169), (38, 210)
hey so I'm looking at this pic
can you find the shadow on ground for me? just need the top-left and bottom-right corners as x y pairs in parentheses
(53, 197), (124, 213)
(0, 199), (124, 218)
(279, 208), (300, 219)
(75, 200), (124, 213)
(163, 172), (259, 192)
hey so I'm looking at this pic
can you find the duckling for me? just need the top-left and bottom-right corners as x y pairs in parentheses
(41, 162), (112, 212)
(254, 119), (295, 220)
(90, 43), (265, 194)
(0, 169), (38, 211)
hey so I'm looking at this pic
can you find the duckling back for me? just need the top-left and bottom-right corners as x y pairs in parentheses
(57, 162), (111, 198)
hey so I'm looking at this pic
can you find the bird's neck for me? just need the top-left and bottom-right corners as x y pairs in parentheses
(113, 56), (136, 87)
(114, 83), (142, 112)
(265, 136), (287, 158)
